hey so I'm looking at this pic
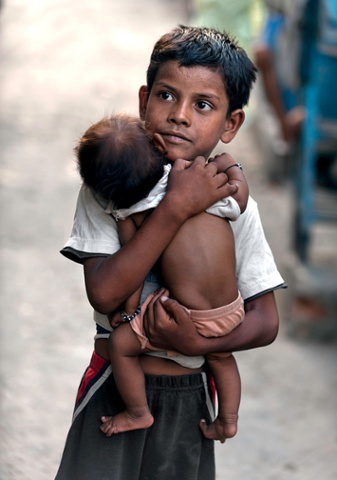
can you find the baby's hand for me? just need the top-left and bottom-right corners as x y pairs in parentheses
(208, 152), (236, 171)
(209, 152), (248, 212)
(108, 311), (124, 328)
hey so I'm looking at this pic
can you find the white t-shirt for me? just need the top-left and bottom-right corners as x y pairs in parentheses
(61, 184), (285, 338)
(107, 164), (241, 222)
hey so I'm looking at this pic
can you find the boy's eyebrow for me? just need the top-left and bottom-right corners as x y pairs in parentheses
(196, 92), (221, 101)
(155, 81), (177, 91)
(155, 81), (221, 101)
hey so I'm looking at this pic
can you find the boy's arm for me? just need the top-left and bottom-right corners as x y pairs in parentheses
(83, 158), (237, 314)
(143, 290), (279, 354)
(210, 153), (249, 213)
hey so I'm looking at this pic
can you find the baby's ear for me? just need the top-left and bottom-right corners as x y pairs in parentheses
(152, 133), (167, 155)
(220, 109), (245, 144)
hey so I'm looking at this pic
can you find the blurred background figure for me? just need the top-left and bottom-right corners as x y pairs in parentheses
(247, 0), (337, 336)
(251, 0), (337, 190)
(251, 0), (306, 182)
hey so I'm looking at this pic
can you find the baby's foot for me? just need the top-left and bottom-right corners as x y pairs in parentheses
(199, 414), (238, 443)
(100, 409), (154, 436)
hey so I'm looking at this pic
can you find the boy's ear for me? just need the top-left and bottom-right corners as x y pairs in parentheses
(139, 86), (149, 120)
(220, 109), (245, 144)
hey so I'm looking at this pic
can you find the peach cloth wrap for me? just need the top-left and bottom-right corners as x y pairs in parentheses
(130, 292), (244, 354)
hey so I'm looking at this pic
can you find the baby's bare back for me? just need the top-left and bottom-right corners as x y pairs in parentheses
(159, 212), (238, 310)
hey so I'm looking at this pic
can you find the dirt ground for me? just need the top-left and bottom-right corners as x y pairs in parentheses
(0, 1), (337, 479)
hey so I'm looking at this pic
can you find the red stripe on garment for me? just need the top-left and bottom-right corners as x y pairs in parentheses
(76, 351), (109, 405)
(209, 373), (217, 404)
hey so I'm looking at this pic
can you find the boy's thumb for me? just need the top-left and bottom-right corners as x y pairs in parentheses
(172, 157), (192, 171)
(160, 295), (175, 309)
(160, 295), (188, 321)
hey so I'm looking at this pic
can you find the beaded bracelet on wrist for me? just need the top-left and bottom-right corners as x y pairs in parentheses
(120, 305), (141, 323)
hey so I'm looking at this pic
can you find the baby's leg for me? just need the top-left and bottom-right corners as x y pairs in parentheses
(100, 323), (154, 436)
(199, 353), (240, 443)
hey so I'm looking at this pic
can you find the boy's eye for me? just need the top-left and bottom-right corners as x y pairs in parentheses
(159, 92), (174, 101)
(196, 101), (212, 111)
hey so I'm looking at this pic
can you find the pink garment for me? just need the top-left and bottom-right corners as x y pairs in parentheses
(187, 293), (244, 337)
(130, 292), (244, 352)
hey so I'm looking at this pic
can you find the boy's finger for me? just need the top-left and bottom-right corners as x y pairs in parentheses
(159, 296), (189, 324)
(192, 155), (208, 165)
(173, 156), (209, 171)
(172, 158), (194, 170)
(204, 161), (218, 176)
(146, 288), (166, 305)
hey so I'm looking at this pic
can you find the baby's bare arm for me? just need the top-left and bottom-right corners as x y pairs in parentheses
(117, 217), (140, 245)
(112, 218), (144, 323)
(209, 153), (249, 213)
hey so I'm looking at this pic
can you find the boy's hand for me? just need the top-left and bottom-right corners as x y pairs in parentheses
(143, 289), (204, 355)
(108, 310), (124, 328)
(164, 156), (237, 220)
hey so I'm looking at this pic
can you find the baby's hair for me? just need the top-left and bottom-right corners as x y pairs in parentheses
(76, 114), (166, 209)
(147, 25), (257, 113)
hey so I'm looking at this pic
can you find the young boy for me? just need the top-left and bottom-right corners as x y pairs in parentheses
(56, 26), (284, 480)
(75, 113), (248, 441)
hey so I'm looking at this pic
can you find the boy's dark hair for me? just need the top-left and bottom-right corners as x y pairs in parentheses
(76, 114), (165, 209)
(147, 25), (257, 113)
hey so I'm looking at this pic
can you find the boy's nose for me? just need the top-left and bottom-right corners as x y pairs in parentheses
(168, 102), (191, 126)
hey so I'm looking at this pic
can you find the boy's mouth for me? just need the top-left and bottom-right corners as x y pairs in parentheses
(161, 131), (191, 145)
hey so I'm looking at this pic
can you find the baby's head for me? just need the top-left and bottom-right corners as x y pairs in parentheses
(76, 114), (166, 208)
(147, 25), (257, 114)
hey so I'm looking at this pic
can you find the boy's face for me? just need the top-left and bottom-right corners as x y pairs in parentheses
(139, 60), (244, 162)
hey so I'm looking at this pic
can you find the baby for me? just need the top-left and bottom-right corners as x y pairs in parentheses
(76, 113), (248, 442)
